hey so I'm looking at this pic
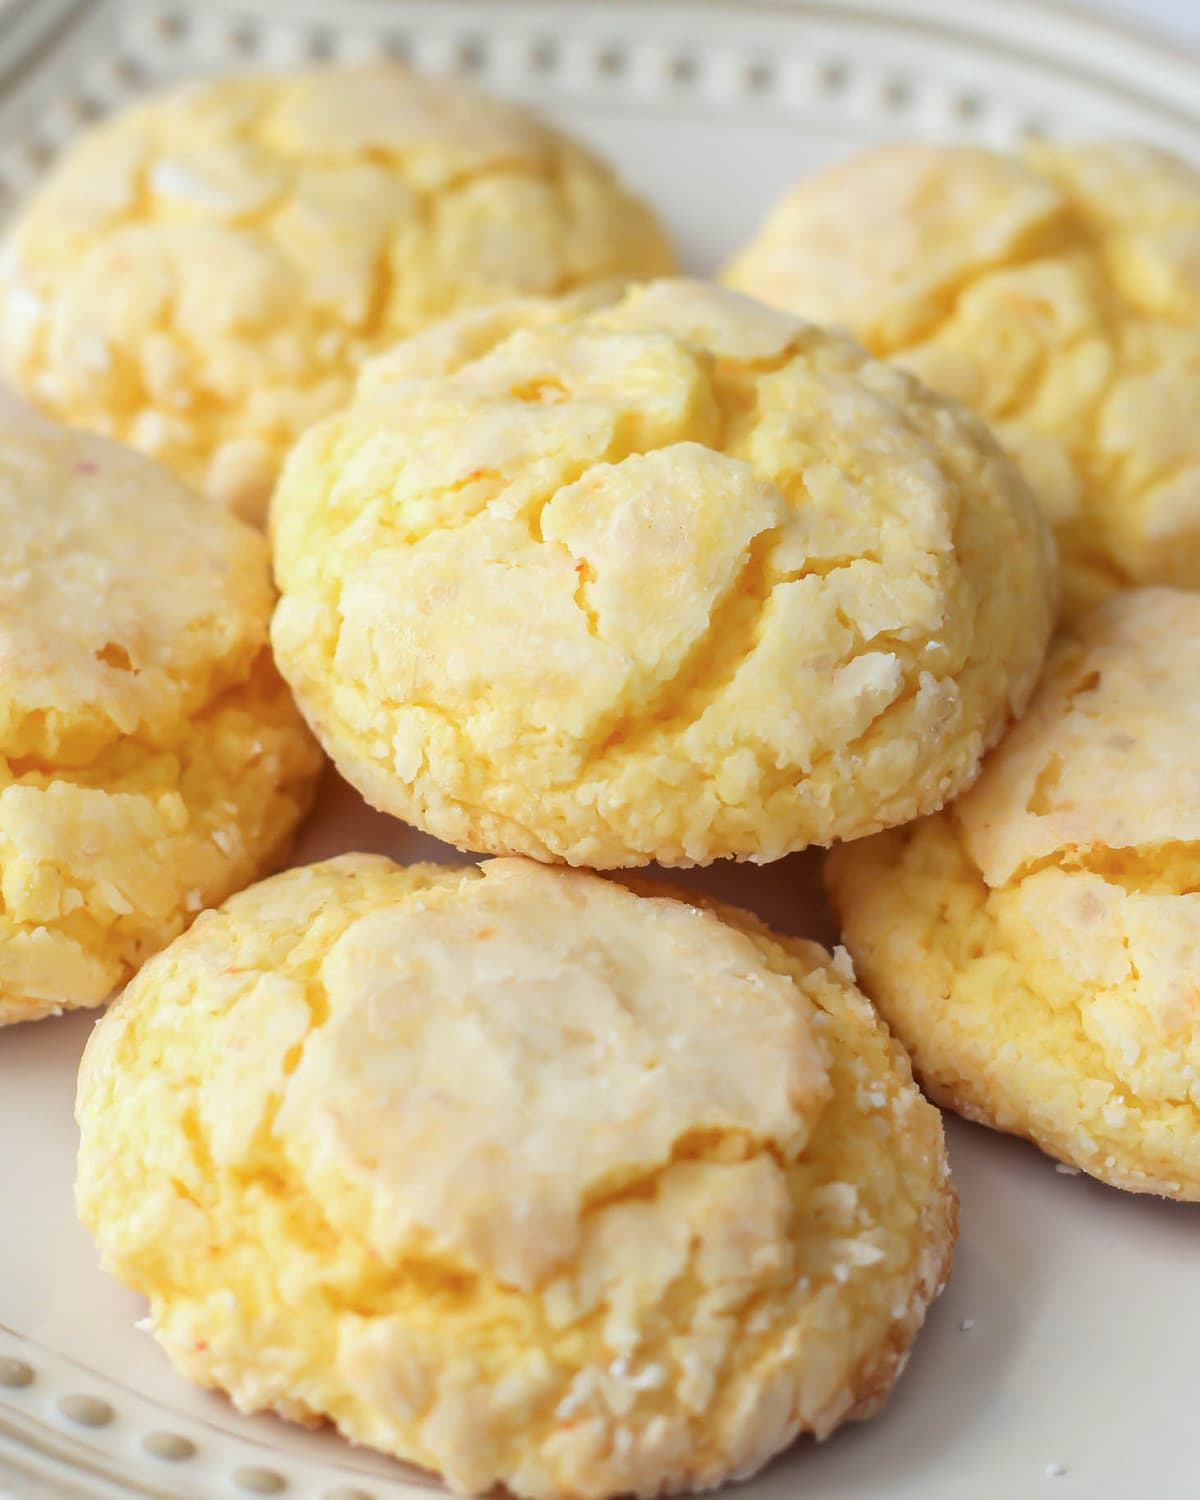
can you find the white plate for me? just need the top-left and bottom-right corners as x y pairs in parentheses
(1, 3), (1198, 1498)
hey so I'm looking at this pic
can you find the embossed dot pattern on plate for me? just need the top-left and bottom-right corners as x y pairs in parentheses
(528, 37), (558, 73)
(454, 36), (485, 72)
(0, 0), (1151, 227)
(744, 59), (774, 93)
(141, 1429), (196, 1461)
(0, 1357), (33, 1388)
(70, 94), (104, 122)
(58, 1393), (115, 1427)
(234, 1467), (288, 1495)
(882, 78), (913, 110)
(667, 52), (698, 85)
(595, 43), (625, 76)
(227, 24), (257, 56)
(154, 10), (187, 42)
(306, 27), (335, 62)
(109, 56), (144, 86)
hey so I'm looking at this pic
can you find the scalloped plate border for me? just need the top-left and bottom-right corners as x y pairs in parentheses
(0, 0), (1193, 219)
(0, 1322), (439, 1500)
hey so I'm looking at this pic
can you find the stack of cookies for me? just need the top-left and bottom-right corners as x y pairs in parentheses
(0, 58), (1194, 1500)
(726, 142), (1200, 1201)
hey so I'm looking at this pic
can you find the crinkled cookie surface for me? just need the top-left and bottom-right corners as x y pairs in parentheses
(76, 854), (954, 1499)
(0, 418), (321, 1024)
(724, 142), (1200, 616)
(270, 278), (1056, 868)
(0, 65), (675, 520)
(827, 587), (1200, 1198)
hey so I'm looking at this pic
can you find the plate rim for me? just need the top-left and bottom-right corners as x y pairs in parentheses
(0, 1), (1197, 1498)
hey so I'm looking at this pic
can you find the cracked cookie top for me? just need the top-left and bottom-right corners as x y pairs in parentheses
(723, 142), (1200, 617)
(0, 65), (674, 521)
(76, 853), (955, 1498)
(0, 415), (321, 1025)
(827, 587), (1200, 1198)
(270, 278), (1056, 867)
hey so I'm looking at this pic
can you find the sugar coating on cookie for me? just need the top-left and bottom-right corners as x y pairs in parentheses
(828, 587), (1200, 1198)
(271, 278), (1056, 868)
(76, 854), (954, 1499)
(0, 418), (321, 1025)
(724, 142), (1200, 616)
(0, 66), (674, 521)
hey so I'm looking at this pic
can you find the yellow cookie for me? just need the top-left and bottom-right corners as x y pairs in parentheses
(0, 416), (321, 1025)
(0, 65), (675, 522)
(828, 587), (1200, 1198)
(270, 278), (1057, 868)
(76, 854), (955, 1499)
(724, 142), (1200, 617)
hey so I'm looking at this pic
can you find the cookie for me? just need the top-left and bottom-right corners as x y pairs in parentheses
(270, 277), (1056, 868)
(827, 588), (1200, 1198)
(76, 854), (955, 1498)
(0, 66), (675, 522)
(0, 417), (321, 1025)
(724, 142), (1200, 616)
